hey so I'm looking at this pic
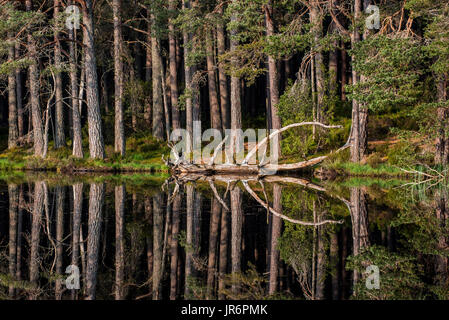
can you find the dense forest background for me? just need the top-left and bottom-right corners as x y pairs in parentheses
(0, 0), (448, 170)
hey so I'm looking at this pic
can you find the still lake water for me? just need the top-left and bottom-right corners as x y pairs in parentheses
(0, 173), (447, 300)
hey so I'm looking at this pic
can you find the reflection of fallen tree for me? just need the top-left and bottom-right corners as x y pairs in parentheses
(165, 174), (346, 226)
(164, 122), (349, 175)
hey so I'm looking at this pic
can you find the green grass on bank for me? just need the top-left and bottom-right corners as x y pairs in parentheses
(0, 134), (170, 173)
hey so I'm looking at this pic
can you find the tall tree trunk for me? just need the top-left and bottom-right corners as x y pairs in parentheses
(310, 1), (325, 124)
(230, 3), (242, 159)
(151, 13), (165, 140)
(54, 0), (65, 148)
(15, 41), (23, 138)
(265, 1), (281, 159)
(113, 0), (125, 156)
(83, 0), (105, 159)
(169, 0), (180, 131)
(350, 0), (365, 162)
(145, 8), (152, 125)
(206, 28), (221, 130)
(85, 183), (105, 300)
(8, 32), (18, 149)
(26, 0), (45, 157)
(183, 0), (193, 154)
(217, 2), (229, 131)
(69, 9), (83, 158)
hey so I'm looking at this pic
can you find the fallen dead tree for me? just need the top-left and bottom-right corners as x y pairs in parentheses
(164, 173), (346, 226)
(164, 122), (349, 175)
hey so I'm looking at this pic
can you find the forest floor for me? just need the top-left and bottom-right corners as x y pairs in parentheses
(0, 134), (170, 173)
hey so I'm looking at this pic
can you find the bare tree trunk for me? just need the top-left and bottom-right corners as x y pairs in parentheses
(85, 183), (105, 300)
(169, 0), (180, 131)
(69, 9), (83, 158)
(230, 3), (242, 158)
(310, 1), (325, 124)
(206, 28), (221, 130)
(217, 2), (229, 131)
(265, 1), (281, 158)
(54, 0), (65, 148)
(115, 185), (125, 299)
(26, 0), (45, 157)
(8, 32), (18, 149)
(83, 0), (105, 159)
(151, 15), (165, 140)
(15, 41), (23, 138)
(113, 0), (125, 156)
(350, 0), (363, 162)
(183, 0), (193, 154)
(145, 9), (152, 126)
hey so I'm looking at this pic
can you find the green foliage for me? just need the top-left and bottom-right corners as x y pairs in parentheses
(346, 245), (426, 300)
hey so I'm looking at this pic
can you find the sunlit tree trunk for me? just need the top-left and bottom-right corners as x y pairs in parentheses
(69, 7), (83, 158)
(15, 40), (23, 138)
(206, 28), (221, 131)
(54, 0), (65, 148)
(230, 2), (242, 159)
(151, 14), (165, 140)
(113, 0), (125, 156)
(26, 0), (45, 157)
(83, 0), (105, 159)
(8, 32), (18, 149)
(169, 0), (180, 131)
(217, 2), (229, 131)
